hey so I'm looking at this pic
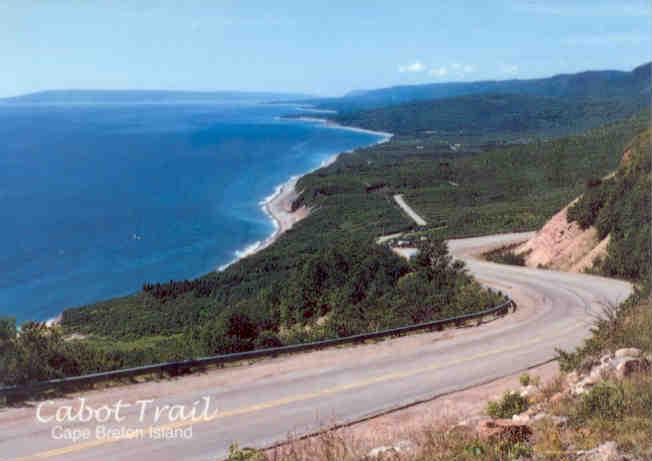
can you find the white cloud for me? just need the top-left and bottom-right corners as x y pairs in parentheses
(429, 66), (449, 77)
(398, 61), (426, 73)
(501, 64), (519, 75)
(398, 61), (476, 79)
(428, 63), (475, 78)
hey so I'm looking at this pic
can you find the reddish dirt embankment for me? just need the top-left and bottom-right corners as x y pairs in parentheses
(514, 145), (635, 273)
(514, 203), (609, 273)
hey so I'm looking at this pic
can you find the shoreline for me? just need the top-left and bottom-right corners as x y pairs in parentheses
(280, 114), (394, 139)
(218, 115), (393, 272)
(48, 113), (392, 323)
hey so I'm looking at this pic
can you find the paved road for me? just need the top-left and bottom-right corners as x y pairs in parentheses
(393, 194), (427, 226)
(0, 233), (633, 461)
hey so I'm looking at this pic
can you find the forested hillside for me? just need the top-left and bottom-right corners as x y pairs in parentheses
(332, 93), (646, 140)
(567, 127), (651, 281)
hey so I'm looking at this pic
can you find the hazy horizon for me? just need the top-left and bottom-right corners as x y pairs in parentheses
(2, 1), (650, 98)
(2, 59), (649, 101)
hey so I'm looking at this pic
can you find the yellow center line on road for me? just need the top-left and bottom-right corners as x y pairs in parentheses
(6, 320), (584, 461)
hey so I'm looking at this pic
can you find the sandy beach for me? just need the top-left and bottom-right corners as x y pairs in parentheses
(219, 117), (393, 271)
(261, 177), (311, 248)
(284, 115), (394, 139)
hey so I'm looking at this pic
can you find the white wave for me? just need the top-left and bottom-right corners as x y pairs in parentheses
(218, 107), (393, 272)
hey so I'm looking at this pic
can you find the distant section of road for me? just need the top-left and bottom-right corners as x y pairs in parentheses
(0, 233), (632, 461)
(394, 194), (427, 226)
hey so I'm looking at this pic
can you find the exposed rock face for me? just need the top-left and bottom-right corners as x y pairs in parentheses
(514, 144), (635, 273)
(614, 348), (641, 359)
(569, 348), (649, 395)
(515, 202), (608, 272)
(614, 356), (650, 380)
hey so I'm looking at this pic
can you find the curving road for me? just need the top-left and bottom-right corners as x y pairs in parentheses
(0, 233), (633, 461)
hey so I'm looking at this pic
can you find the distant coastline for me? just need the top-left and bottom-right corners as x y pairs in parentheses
(280, 114), (394, 138)
(40, 107), (391, 325)
(218, 113), (393, 271)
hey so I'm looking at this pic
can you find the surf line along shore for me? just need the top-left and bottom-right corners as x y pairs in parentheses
(218, 119), (393, 271)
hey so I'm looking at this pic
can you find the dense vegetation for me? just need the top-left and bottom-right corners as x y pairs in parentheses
(298, 112), (648, 240)
(333, 93), (646, 140)
(484, 245), (527, 266)
(0, 319), (109, 385)
(1, 240), (502, 385)
(566, 128), (651, 281)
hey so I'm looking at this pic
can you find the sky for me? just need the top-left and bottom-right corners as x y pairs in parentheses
(1, 0), (650, 98)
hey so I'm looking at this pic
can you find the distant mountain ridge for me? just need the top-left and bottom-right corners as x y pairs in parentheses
(311, 62), (651, 112)
(1, 89), (314, 104)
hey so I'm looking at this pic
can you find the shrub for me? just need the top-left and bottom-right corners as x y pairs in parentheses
(519, 373), (531, 387)
(577, 381), (625, 422)
(484, 248), (526, 266)
(254, 330), (283, 349)
(226, 443), (265, 461)
(566, 184), (608, 229)
(486, 391), (529, 419)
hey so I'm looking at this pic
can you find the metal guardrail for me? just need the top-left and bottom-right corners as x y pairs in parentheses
(0, 298), (514, 401)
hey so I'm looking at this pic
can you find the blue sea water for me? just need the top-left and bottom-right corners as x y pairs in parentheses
(0, 102), (384, 322)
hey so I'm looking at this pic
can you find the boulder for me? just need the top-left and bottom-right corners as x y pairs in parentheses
(529, 412), (568, 427)
(614, 357), (650, 380)
(367, 440), (414, 458)
(614, 347), (641, 359)
(572, 376), (599, 396)
(477, 419), (532, 443)
(565, 371), (580, 387)
(578, 441), (623, 461)
(512, 413), (531, 423)
(519, 385), (537, 398)
(579, 357), (599, 374)
(550, 415), (568, 426)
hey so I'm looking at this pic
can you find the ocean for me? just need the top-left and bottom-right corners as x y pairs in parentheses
(0, 102), (385, 322)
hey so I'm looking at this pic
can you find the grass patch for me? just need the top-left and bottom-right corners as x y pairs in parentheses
(484, 245), (528, 266)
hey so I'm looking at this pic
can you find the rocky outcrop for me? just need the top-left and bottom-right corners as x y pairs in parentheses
(569, 348), (650, 395)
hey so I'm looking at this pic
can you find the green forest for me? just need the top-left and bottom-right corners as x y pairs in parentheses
(333, 93), (646, 141)
(567, 128), (651, 281)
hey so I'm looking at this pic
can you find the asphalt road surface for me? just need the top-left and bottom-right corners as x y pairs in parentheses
(0, 233), (633, 461)
(393, 194), (428, 226)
